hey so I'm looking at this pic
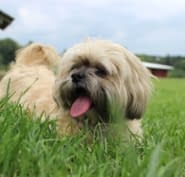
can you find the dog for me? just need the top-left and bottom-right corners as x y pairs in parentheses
(0, 43), (61, 119)
(0, 40), (152, 138)
(54, 39), (152, 136)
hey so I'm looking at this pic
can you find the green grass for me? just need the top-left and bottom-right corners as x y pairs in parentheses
(0, 78), (185, 177)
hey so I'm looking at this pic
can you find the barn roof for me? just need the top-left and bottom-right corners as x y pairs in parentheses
(142, 62), (174, 70)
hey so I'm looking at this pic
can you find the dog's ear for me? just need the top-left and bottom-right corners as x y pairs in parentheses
(123, 52), (152, 119)
(125, 79), (151, 119)
(15, 44), (45, 65)
(32, 45), (43, 52)
(15, 43), (60, 68)
(125, 94), (146, 119)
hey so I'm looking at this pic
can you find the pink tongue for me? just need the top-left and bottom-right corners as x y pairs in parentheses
(70, 96), (92, 118)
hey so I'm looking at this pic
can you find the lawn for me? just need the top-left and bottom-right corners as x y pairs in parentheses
(0, 78), (185, 177)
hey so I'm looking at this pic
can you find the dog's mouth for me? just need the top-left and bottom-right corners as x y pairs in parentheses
(70, 95), (92, 118)
(61, 85), (108, 122)
(69, 88), (93, 118)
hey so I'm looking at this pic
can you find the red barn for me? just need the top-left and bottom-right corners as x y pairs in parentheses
(142, 62), (173, 77)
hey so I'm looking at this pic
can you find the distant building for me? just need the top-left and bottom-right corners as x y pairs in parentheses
(0, 10), (14, 30)
(143, 62), (173, 77)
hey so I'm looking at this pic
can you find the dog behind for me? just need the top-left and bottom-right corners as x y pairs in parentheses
(0, 43), (61, 119)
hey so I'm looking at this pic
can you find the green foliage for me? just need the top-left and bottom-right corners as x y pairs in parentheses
(0, 38), (20, 65)
(174, 60), (185, 70)
(0, 79), (185, 177)
(138, 54), (185, 67)
(169, 69), (185, 78)
(0, 54), (3, 64)
(168, 60), (185, 77)
(138, 54), (158, 62)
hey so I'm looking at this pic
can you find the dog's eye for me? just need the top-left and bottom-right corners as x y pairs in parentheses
(70, 64), (79, 71)
(95, 67), (107, 77)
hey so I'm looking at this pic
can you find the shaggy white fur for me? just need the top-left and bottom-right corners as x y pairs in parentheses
(0, 40), (152, 137)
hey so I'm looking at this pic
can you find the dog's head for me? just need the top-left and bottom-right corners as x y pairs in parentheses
(54, 39), (152, 125)
(15, 43), (60, 69)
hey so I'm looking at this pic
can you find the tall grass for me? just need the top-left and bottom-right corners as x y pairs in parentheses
(0, 78), (185, 177)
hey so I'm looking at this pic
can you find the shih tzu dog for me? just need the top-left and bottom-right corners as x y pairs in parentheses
(0, 39), (152, 137)
(54, 39), (152, 136)
(0, 43), (61, 119)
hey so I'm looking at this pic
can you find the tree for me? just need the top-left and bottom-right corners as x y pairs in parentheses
(174, 60), (185, 70)
(0, 38), (20, 65)
(0, 54), (3, 64)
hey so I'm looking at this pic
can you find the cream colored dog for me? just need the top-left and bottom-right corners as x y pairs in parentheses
(0, 43), (61, 119)
(54, 39), (152, 136)
(0, 40), (152, 137)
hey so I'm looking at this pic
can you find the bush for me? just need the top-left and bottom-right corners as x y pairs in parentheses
(169, 69), (185, 78)
(0, 38), (20, 65)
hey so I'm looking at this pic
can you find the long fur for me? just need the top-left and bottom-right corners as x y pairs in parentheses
(0, 40), (152, 137)
(0, 43), (61, 119)
(54, 39), (152, 136)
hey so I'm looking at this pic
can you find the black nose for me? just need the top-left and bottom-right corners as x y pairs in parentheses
(71, 72), (85, 83)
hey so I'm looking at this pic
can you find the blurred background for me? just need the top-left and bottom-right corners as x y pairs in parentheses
(0, 0), (185, 77)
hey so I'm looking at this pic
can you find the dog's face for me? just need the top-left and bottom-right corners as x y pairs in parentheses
(54, 40), (152, 125)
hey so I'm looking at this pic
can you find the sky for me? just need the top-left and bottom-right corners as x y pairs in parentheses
(1, 0), (185, 55)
